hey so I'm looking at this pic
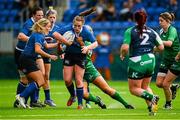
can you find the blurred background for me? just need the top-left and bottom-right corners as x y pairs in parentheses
(0, 0), (180, 80)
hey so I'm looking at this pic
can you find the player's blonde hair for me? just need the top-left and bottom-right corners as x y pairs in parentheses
(31, 18), (50, 34)
(45, 9), (57, 17)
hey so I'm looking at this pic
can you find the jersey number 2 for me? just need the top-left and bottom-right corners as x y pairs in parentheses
(140, 33), (149, 45)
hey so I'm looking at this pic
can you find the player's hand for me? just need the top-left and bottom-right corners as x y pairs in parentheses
(175, 53), (180, 62)
(81, 46), (88, 54)
(120, 55), (125, 61)
(50, 55), (58, 61)
(76, 37), (85, 46)
(59, 53), (65, 59)
(67, 41), (73, 46)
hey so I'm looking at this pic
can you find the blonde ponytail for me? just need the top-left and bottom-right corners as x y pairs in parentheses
(31, 18), (50, 33)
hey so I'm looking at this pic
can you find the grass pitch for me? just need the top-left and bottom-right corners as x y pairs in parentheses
(0, 80), (180, 119)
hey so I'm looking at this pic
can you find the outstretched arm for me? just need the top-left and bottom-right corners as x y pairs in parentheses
(53, 32), (72, 46)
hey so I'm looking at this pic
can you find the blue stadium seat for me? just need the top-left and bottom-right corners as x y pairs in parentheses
(13, 22), (21, 30)
(62, 9), (75, 22)
(110, 35), (123, 49)
(0, 23), (5, 31)
(147, 21), (159, 27)
(0, 16), (6, 23)
(69, 0), (79, 9)
(174, 21), (180, 29)
(121, 22), (134, 28)
(90, 22), (103, 29)
(0, 4), (4, 10)
(112, 22), (121, 29)
(156, 7), (166, 15)
(8, 9), (18, 22)
(6, 0), (14, 2)
(0, 10), (9, 17)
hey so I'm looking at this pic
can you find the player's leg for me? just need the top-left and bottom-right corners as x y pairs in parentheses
(16, 70), (45, 108)
(74, 64), (84, 109)
(162, 70), (177, 109)
(43, 60), (56, 107)
(83, 81), (106, 109)
(83, 82), (91, 108)
(63, 66), (76, 106)
(93, 76), (134, 109)
(29, 58), (46, 108)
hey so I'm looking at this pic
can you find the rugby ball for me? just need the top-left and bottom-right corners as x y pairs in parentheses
(63, 31), (75, 42)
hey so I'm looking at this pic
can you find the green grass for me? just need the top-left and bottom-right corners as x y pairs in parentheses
(0, 80), (180, 119)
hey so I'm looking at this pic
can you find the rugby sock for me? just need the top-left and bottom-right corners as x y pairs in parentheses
(35, 89), (40, 101)
(111, 91), (128, 106)
(141, 91), (153, 101)
(67, 83), (75, 97)
(30, 88), (40, 103)
(166, 101), (171, 105)
(30, 90), (36, 103)
(76, 87), (83, 105)
(85, 93), (99, 103)
(86, 84), (90, 104)
(44, 89), (50, 100)
(20, 82), (39, 99)
(16, 82), (27, 94)
(17, 82), (28, 104)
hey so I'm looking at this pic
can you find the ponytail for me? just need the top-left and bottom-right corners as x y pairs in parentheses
(73, 7), (96, 25)
(79, 7), (96, 17)
(134, 10), (147, 36)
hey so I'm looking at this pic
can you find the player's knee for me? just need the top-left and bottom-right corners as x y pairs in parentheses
(156, 82), (163, 88)
(102, 87), (110, 94)
(129, 88), (134, 95)
(162, 82), (170, 89)
(83, 92), (89, 99)
(65, 80), (72, 87)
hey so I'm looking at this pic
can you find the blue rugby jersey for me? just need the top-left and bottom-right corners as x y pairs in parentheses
(16, 18), (35, 51)
(22, 32), (46, 59)
(56, 24), (96, 54)
(43, 24), (60, 53)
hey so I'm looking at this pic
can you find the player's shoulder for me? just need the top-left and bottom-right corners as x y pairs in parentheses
(23, 18), (34, 26)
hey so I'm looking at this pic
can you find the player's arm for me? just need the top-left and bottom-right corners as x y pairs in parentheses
(120, 27), (132, 60)
(44, 42), (58, 49)
(17, 22), (31, 42)
(163, 41), (172, 47)
(175, 51), (180, 62)
(81, 31), (98, 54)
(81, 41), (98, 54)
(35, 44), (57, 60)
(154, 31), (164, 52)
(17, 32), (29, 42)
(163, 27), (177, 47)
(53, 32), (72, 46)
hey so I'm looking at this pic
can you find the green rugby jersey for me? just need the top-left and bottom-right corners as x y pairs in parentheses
(160, 25), (180, 61)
